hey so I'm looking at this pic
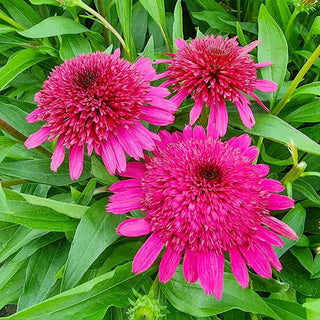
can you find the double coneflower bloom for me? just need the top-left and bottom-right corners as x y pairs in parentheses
(25, 36), (298, 299)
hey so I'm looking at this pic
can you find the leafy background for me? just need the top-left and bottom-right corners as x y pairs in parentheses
(0, 0), (320, 319)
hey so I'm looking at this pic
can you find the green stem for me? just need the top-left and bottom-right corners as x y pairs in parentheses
(97, 0), (110, 46)
(0, 9), (25, 31)
(271, 44), (320, 116)
(76, 0), (131, 60)
(1, 179), (29, 188)
(285, 6), (299, 40)
(0, 119), (52, 158)
(159, 25), (172, 53)
(237, 0), (241, 21)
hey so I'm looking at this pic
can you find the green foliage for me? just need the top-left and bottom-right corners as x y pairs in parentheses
(0, 0), (319, 318)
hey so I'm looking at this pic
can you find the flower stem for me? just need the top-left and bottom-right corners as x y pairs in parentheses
(1, 179), (29, 188)
(76, 0), (131, 61)
(271, 44), (320, 116)
(0, 119), (52, 158)
(0, 9), (25, 31)
(96, 0), (111, 46)
(285, 6), (299, 40)
(237, 0), (241, 21)
(253, 136), (264, 164)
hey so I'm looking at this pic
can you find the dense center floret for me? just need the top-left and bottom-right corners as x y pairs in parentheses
(167, 36), (258, 103)
(37, 53), (150, 147)
(141, 139), (269, 254)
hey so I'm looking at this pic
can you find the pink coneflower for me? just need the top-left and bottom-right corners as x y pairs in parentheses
(156, 36), (278, 138)
(107, 126), (298, 299)
(24, 51), (176, 180)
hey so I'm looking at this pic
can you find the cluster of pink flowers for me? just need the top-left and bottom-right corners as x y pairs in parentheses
(25, 36), (298, 299)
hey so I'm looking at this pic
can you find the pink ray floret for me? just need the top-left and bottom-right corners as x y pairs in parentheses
(24, 51), (177, 180)
(108, 125), (298, 299)
(157, 35), (278, 137)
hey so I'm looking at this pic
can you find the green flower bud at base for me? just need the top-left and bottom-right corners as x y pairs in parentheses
(127, 291), (165, 320)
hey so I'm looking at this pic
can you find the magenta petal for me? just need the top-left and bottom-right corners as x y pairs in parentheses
(256, 240), (282, 272)
(198, 251), (224, 298)
(254, 61), (273, 69)
(170, 90), (189, 108)
(109, 179), (141, 192)
(256, 227), (284, 248)
(267, 194), (295, 211)
(189, 99), (203, 125)
(107, 199), (142, 214)
(249, 92), (269, 112)
(215, 100), (228, 137)
(242, 40), (261, 53)
(260, 179), (285, 193)
(117, 218), (151, 237)
(229, 247), (249, 288)
(26, 108), (43, 123)
(135, 56), (157, 81)
(228, 134), (251, 152)
(100, 140), (117, 175)
(263, 216), (299, 240)
(254, 164), (270, 177)
(242, 146), (259, 162)
(183, 248), (198, 283)
(50, 136), (65, 172)
(113, 48), (121, 58)
(235, 97), (255, 129)
(69, 144), (84, 180)
(159, 247), (182, 283)
(140, 106), (175, 126)
(109, 135), (127, 173)
(34, 92), (41, 103)
(118, 162), (146, 178)
(24, 127), (50, 149)
(255, 80), (278, 92)
(183, 125), (193, 142)
(132, 233), (164, 274)
(116, 127), (143, 160)
(240, 244), (272, 278)
(175, 38), (187, 50)
(193, 126), (206, 140)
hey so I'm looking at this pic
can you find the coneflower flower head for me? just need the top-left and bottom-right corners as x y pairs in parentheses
(24, 51), (177, 180)
(156, 36), (278, 138)
(291, 0), (318, 12)
(107, 126), (298, 299)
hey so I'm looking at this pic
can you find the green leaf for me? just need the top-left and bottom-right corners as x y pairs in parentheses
(91, 156), (118, 186)
(61, 199), (124, 291)
(161, 267), (279, 319)
(237, 114), (320, 156)
(290, 247), (314, 274)
(18, 193), (88, 219)
(0, 137), (17, 164)
(18, 16), (88, 38)
(293, 180), (320, 205)
(258, 5), (288, 95)
(280, 252), (320, 298)
(194, 0), (224, 11)
(305, 207), (320, 234)
(0, 159), (91, 186)
(0, 49), (48, 90)
(3, 200), (79, 232)
(2, 262), (150, 320)
(265, 299), (307, 320)
(308, 16), (320, 38)
(75, 179), (97, 206)
(0, 24), (16, 34)
(173, 0), (183, 49)
(0, 233), (62, 292)
(29, 0), (60, 5)
(18, 239), (70, 310)
(139, 0), (170, 49)
(0, 226), (46, 263)
(284, 100), (320, 123)
(274, 204), (306, 258)
(0, 183), (9, 212)
(291, 82), (320, 98)
(59, 34), (92, 60)
(115, 0), (136, 59)
(265, 0), (291, 32)
(303, 298), (320, 313)
(1, 0), (41, 28)
(132, 3), (148, 53)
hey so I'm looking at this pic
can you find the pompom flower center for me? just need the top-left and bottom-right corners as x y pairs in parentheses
(37, 52), (150, 148)
(142, 138), (269, 254)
